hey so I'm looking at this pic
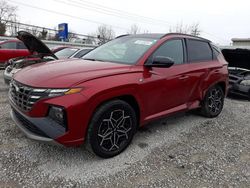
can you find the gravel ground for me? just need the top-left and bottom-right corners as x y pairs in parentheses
(0, 70), (249, 187)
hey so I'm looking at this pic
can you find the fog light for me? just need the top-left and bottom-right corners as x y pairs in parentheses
(48, 106), (67, 128)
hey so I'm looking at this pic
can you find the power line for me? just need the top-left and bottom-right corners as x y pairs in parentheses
(60, 0), (172, 26)
(8, 0), (128, 31)
(58, 0), (229, 43)
(55, 0), (159, 26)
(9, 0), (228, 43)
(77, 0), (173, 26)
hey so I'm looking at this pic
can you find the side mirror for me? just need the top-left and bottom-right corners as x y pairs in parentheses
(145, 56), (174, 68)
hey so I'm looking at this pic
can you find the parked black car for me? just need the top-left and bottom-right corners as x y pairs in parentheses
(222, 48), (250, 99)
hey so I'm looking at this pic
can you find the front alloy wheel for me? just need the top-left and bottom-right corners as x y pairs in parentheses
(88, 100), (137, 158)
(98, 109), (132, 152)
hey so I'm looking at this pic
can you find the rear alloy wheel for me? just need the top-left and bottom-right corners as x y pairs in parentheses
(200, 85), (224, 118)
(87, 100), (137, 158)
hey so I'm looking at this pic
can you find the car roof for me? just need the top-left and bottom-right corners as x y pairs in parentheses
(117, 33), (210, 42)
(116, 33), (165, 39)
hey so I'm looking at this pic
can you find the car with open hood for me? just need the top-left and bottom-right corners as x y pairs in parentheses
(0, 39), (31, 68)
(3, 31), (58, 84)
(52, 46), (93, 59)
(4, 31), (94, 85)
(9, 33), (228, 158)
(222, 48), (250, 99)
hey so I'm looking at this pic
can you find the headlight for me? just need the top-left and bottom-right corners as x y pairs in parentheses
(11, 68), (21, 75)
(47, 88), (82, 97)
(240, 80), (250, 86)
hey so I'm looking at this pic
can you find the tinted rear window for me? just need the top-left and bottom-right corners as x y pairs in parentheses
(187, 39), (212, 62)
(0, 42), (17, 49)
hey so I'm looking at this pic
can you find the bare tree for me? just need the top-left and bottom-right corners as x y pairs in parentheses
(9, 16), (20, 36)
(190, 23), (201, 36)
(127, 24), (140, 34)
(169, 22), (189, 34)
(143, 29), (150, 34)
(169, 22), (201, 36)
(67, 30), (79, 42)
(96, 25), (115, 44)
(85, 33), (97, 45)
(47, 26), (60, 41)
(29, 27), (39, 37)
(38, 28), (48, 40)
(0, 0), (17, 35)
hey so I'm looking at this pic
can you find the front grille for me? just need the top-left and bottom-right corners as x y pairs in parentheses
(229, 75), (238, 81)
(13, 109), (49, 138)
(9, 80), (47, 111)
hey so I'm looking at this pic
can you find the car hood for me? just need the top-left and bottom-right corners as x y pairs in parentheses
(222, 48), (250, 70)
(14, 59), (132, 88)
(17, 31), (57, 59)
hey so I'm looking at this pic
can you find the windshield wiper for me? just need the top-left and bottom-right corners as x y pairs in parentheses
(83, 58), (96, 61)
(83, 58), (107, 62)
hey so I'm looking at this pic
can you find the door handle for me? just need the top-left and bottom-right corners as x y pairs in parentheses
(179, 75), (189, 80)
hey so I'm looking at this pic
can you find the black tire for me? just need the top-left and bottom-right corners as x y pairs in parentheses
(87, 100), (137, 158)
(200, 85), (225, 118)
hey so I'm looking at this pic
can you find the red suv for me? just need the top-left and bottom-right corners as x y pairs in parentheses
(9, 33), (228, 158)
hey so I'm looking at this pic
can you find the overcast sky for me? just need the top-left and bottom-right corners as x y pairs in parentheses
(8, 0), (250, 45)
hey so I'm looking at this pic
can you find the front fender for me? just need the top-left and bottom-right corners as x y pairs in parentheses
(77, 74), (145, 135)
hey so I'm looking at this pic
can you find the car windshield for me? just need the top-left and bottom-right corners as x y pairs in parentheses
(54, 48), (79, 58)
(82, 36), (158, 64)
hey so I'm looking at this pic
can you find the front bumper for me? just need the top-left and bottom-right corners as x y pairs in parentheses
(10, 109), (56, 144)
(228, 83), (250, 98)
(10, 104), (66, 145)
(9, 88), (91, 146)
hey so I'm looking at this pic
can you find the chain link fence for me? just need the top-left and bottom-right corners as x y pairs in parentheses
(1, 20), (103, 45)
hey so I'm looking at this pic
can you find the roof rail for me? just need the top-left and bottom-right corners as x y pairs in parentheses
(114, 33), (210, 42)
(161, 33), (210, 42)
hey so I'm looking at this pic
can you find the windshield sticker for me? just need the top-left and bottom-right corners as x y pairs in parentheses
(134, 40), (153, 45)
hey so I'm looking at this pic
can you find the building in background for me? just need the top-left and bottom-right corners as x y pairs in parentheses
(232, 38), (250, 48)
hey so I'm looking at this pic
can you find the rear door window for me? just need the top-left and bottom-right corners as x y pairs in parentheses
(152, 39), (184, 64)
(0, 41), (17, 49)
(187, 39), (212, 62)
